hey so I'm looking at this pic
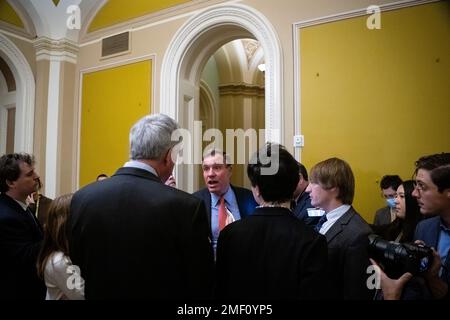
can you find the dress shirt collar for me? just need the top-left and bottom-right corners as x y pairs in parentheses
(124, 160), (158, 177)
(319, 204), (351, 235)
(211, 186), (232, 207)
(13, 199), (28, 211)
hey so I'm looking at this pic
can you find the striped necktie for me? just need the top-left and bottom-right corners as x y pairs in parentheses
(218, 195), (227, 231)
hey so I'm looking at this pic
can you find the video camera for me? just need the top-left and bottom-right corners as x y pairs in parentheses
(368, 234), (433, 279)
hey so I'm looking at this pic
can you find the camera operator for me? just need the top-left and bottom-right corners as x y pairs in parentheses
(371, 153), (450, 300)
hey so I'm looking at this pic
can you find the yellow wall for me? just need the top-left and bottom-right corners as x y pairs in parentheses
(0, 0), (24, 28)
(88, 0), (191, 32)
(80, 60), (152, 187)
(300, 2), (450, 222)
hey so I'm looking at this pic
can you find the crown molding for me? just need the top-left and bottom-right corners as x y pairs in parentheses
(219, 83), (265, 97)
(33, 37), (79, 63)
(80, 0), (239, 46)
(0, 21), (35, 43)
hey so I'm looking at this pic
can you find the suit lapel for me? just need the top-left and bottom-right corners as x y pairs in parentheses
(324, 207), (355, 243)
(205, 189), (212, 229)
(431, 218), (441, 248)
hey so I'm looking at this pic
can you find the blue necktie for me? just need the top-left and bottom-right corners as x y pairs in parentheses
(314, 214), (327, 232)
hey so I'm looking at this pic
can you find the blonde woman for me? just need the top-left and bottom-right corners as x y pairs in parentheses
(36, 194), (84, 300)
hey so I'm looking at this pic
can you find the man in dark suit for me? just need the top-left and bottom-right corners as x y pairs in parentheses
(292, 161), (319, 227)
(193, 149), (257, 257)
(374, 153), (450, 300)
(306, 157), (372, 299)
(216, 144), (328, 299)
(68, 114), (214, 299)
(0, 153), (46, 299)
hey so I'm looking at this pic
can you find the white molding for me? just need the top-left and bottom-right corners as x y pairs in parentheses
(161, 3), (283, 140)
(291, 0), (438, 161)
(79, 53), (156, 74)
(294, 0), (439, 29)
(79, 0), (239, 46)
(0, 70), (8, 94)
(0, 21), (34, 42)
(45, 59), (61, 199)
(0, 33), (35, 154)
(0, 91), (16, 105)
(160, 3), (282, 192)
(0, 107), (6, 155)
(34, 37), (79, 64)
(199, 79), (217, 128)
(76, 54), (156, 189)
(0, 28), (34, 44)
(6, 0), (37, 37)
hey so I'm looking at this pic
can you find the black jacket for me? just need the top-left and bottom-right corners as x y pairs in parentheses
(68, 167), (214, 299)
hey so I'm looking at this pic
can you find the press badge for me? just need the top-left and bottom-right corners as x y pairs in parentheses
(307, 208), (325, 217)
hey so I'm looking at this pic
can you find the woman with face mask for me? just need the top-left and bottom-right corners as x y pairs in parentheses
(370, 181), (433, 300)
(371, 180), (423, 242)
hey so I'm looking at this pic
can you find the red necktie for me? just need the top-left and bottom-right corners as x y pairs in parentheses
(218, 196), (227, 231)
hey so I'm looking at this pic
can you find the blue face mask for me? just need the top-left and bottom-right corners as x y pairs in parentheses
(386, 198), (396, 208)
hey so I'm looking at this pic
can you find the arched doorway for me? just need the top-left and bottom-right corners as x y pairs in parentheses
(0, 33), (35, 153)
(160, 4), (283, 192)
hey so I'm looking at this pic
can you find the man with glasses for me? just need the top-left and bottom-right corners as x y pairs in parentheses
(194, 149), (257, 257)
(373, 153), (450, 299)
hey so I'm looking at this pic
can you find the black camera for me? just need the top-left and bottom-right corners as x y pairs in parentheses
(368, 234), (433, 279)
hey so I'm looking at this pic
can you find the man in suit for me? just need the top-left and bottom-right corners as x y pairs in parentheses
(306, 157), (372, 299)
(216, 144), (328, 299)
(373, 175), (402, 226)
(0, 153), (46, 299)
(374, 153), (450, 300)
(193, 149), (257, 257)
(68, 114), (214, 299)
(292, 161), (319, 227)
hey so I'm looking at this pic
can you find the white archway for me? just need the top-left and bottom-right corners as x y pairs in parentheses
(160, 4), (283, 191)
(0, 33), (35, 153)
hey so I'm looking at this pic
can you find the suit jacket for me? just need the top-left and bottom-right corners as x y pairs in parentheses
(292, 191), (320, 227)
(0, 193), (45, 299)
(215, 207), (328, 299)
(414, 216), (441, 248)
(373, 206), (392, 226)
(414, 216), (450, 295)
(68, 167), (214, 299)
(323, 207), (372, 300)
(193, 185), (258, 235)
